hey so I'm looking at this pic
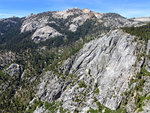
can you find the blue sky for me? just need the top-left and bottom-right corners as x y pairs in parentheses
(0, 0), (150, 18)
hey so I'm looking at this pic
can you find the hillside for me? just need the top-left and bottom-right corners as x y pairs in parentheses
(0, 8), (150, 113)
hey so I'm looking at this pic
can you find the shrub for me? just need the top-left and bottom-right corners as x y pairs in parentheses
(78, 80), (87, 88)
(45, 101), (57, 112)
(94, 88), (100, 94)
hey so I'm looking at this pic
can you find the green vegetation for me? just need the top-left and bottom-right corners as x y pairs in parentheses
(122, 23), (150, 42)
(94, 82), (99, 94)
(135, 94), (145, 112)
(87, 108), (99, 113)
(94, 88), (100, 94)
(0, 69), (9, 84)
(122, 24), (150, 111)
(45, 101), (57, 112)
(0, 17), (97, 112)
(88, 99), (127, 113)
(0, 32), (85, 113)
(78, 80), (87, 88)
(88, 69), (91, 76)
(45, 101), (69, 113)
(138, 67), (150, 77)
(27, 100), (70, 113)
(59, 106), (69, 113)
(0, 18), (108, 53)
(27, 99), (43, 113)
(124, 65), (150, 112)
(133, 67), (149, 111)
(0, 12), (126, 113)
(134, 94), (150, 112)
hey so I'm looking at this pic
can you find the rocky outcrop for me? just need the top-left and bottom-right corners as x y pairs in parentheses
(0, 17), (20, 35)
(69, 14), (92, 32)
(6, 63), (22, 79)
(1, 8), (150, 113)
(67, 8), (103, 32)
(52, 8), (82, 19)
(20, 8), (142, 43)
(31, 26), (62, 43)
(59, 29), (142, 112)
(34, 29), (146, 113)
(102, 13), (139, 28)
(21, 15), (49, 33)
(36, 71), (64, 102)
(0, 51), (16, 69)
(33, 106), (46, 113)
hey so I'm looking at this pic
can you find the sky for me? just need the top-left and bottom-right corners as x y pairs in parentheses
(0, 0), (150, 19)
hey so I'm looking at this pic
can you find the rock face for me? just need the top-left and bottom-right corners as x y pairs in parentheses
(6, 63), (22, 78)
(20, 8), (103, 34)
(21, 15), (49, 33)
(33, 106), (45, 113)
(0, 17), (20, 36)
(1, 8), (150, 113)
(52, 8), (82, 19)
(20, 8), (142, 43)
(60, 30), (140, 112)
(0, 51), (16, 69)
(102, 13), (139, 28)
(35, 29), (146, 112)
(36, 71), (63, 102)
(31, 26), (62, 43)
(69, 14), (90, 32)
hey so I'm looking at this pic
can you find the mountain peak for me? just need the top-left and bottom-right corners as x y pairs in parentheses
(82, 8), (91, 13)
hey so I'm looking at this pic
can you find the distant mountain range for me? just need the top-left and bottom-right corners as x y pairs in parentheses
(132, 17), (150, 22)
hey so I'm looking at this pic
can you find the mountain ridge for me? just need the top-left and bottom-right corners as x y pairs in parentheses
(0, 8), (150, 113)
(0, 8), (142, 44)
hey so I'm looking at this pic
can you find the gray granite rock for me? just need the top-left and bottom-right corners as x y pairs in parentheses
(36, 71), (63, 102)
(31, 26), (62, 43)
(0, 51), (16, 69)
(33, 106), (46, 113)
(6, 63), (22, 78)
(60, 29), (142, 112)
(34, 29), (149, 113)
